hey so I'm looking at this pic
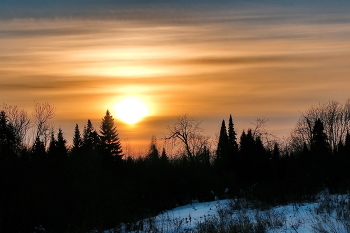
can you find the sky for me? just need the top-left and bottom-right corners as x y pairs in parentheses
(1, 1), (350, 154)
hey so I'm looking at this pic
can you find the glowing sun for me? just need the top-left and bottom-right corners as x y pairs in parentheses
(115, 98), (148, 124)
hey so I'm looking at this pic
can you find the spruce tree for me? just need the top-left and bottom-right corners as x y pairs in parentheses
(0, 111), (18, 162)
(82, 120), (100, 152)
(83, 120), (94, 148)
(311, 118), (330, 157)
(146, 135), (159, 162)
(32, 136), (46, 162)
(99, 110), (123, 163)
(47, 131), (57, 158)
(240, 129), (255, 158)
(216, 120), (229, 164)
(228, 115), (238, 154)
(160, 148), (168, 163)
(56, 128), (67, 158)
(72, 124), (82, 155)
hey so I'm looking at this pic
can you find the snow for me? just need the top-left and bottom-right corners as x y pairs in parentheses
(105, 193), (350, 233)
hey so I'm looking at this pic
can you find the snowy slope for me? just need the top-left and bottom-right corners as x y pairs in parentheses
(106, 193), (350, 233)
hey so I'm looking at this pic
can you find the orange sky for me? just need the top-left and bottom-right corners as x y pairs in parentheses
(1, 3), (350, 154)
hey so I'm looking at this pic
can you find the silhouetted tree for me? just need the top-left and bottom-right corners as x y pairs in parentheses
(255, 136), (266, 159)
(216, 120), (229, 167)
(166, 114), (208, 160)
(344, 132), (350, 157)
(0, 111), (19, 162)
(99, 110), (123, 164)
(272, 142), (280, 161)
(31, 136), (46, 162)
(32, 102), (55, 147)
(291, 100), (350, 152)
(56, 128), (67, 158)
(160, 148), (168, 164)
(146, 135), (159, 163)
(46, 128), (67, 159)
(71, 124), (82, 155)
(47, 131), (57, 158)
(197, 145), (210, 167)
(228, 115), (238, 155)
(240, 129), (255, 159)
(300, 142), (312, 165)
(83, 120), (100, 152)
(269, 142), (281, 179)
(2, 104), (30, 145)
(311, 118), (330, 157)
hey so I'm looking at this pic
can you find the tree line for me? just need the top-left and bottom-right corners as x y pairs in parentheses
(1, 100), (350, 232)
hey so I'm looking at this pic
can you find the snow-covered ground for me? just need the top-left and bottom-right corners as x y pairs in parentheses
(105, 192), (350, 233)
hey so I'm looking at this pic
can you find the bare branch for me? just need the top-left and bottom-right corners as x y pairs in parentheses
(32, 102), (55, 146)
(165, 114), (206, 158)
(2, 104), (30, 144)
(291, 100), (350, 152)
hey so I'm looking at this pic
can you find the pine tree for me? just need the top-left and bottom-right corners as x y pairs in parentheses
(228, 115), (238, 154)
(255, 136), (266, 159)
(56, 128), (67, 158)
(99, 110), (123, 163)
(82, 120), (100, 152)
(160, 148), (168, 163)
(47, 131), (57, 157)
(240, 129), (255, 158)
(72, 124), (82, 155)
(146, 135), (159, 162)
(32, 136), (46, 162)
(216, 120), (229, 164)
(0, 111), (18, 162)
(311, 118), (330, 157)
(83, 120), (94, 149)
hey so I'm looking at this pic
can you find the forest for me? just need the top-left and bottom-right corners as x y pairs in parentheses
(1, 100), (350, 232)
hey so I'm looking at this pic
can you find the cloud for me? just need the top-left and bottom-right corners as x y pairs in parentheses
(2, 2), (350, 150)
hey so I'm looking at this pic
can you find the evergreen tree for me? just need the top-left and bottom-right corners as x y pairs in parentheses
(99, 110), (123, 163)
(255, 136), (266, 159)
(47, 131), (57, 157)
(228, 115), (238, 154)
(160, 148), (168, 163)
(216, 120), (229, 164)
(72, 124), (82, 155)
(146, 135), (159, 162)
(83, 120), (93, 148)
(240, 129), (255, 158)
(32, 136), (46, 162)
(0, 111), (18, 162)
(56, 128), (67, 158)
(311, 118), (330, 157)
(82, 120), (99, 152)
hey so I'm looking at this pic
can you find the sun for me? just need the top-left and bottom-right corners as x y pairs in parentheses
(114, 98), (148, 124)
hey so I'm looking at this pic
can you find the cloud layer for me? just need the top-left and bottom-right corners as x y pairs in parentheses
(1, 2), (350, 151)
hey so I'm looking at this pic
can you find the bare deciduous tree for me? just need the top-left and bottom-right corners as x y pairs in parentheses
(291, 100), (350, 152)
(32, 102), (55, 146)
(166, 114), (209, 159)
(2, 104), (30, 145)
(251, 117), (277, 151)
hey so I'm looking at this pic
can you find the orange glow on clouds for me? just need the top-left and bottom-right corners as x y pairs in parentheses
(2, 7), (350, 152)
